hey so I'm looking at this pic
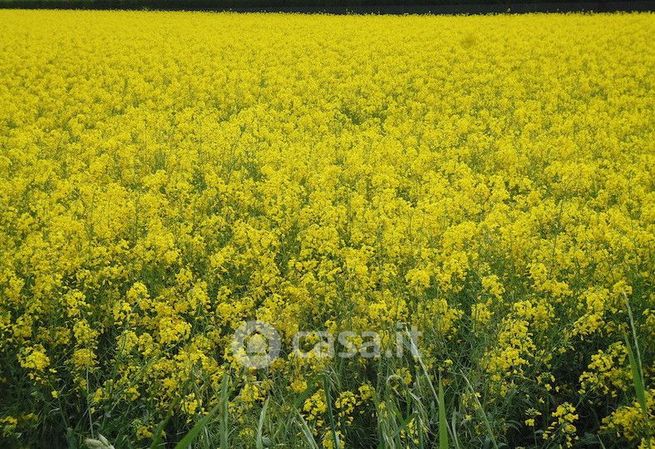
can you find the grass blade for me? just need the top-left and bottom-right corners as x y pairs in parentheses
(451, 410), (461, 449)
(438, 375), (449, 449)
(624, 334), (647, 413)
(323, 374), (340, 449)
(173, 402), (221, 449)
(461, 372), (499, 449)
(174, 373), (230, 449)
(296, 412), (321, 449)
(220, 373), (230, 449)
(149, 412), (171, 449)
(256, 397), (270, 449)
(623, 293), (647, 413)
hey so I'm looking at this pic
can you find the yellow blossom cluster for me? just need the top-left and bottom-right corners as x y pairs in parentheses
(0, 9), (654, 449)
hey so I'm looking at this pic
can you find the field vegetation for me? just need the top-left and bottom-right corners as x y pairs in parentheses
(0, 10), (654, 449)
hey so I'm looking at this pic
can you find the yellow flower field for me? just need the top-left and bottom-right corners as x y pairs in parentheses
(0, 10), (654, 449)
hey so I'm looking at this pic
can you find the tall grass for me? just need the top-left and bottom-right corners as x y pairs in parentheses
(623, 293), (647, 414)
